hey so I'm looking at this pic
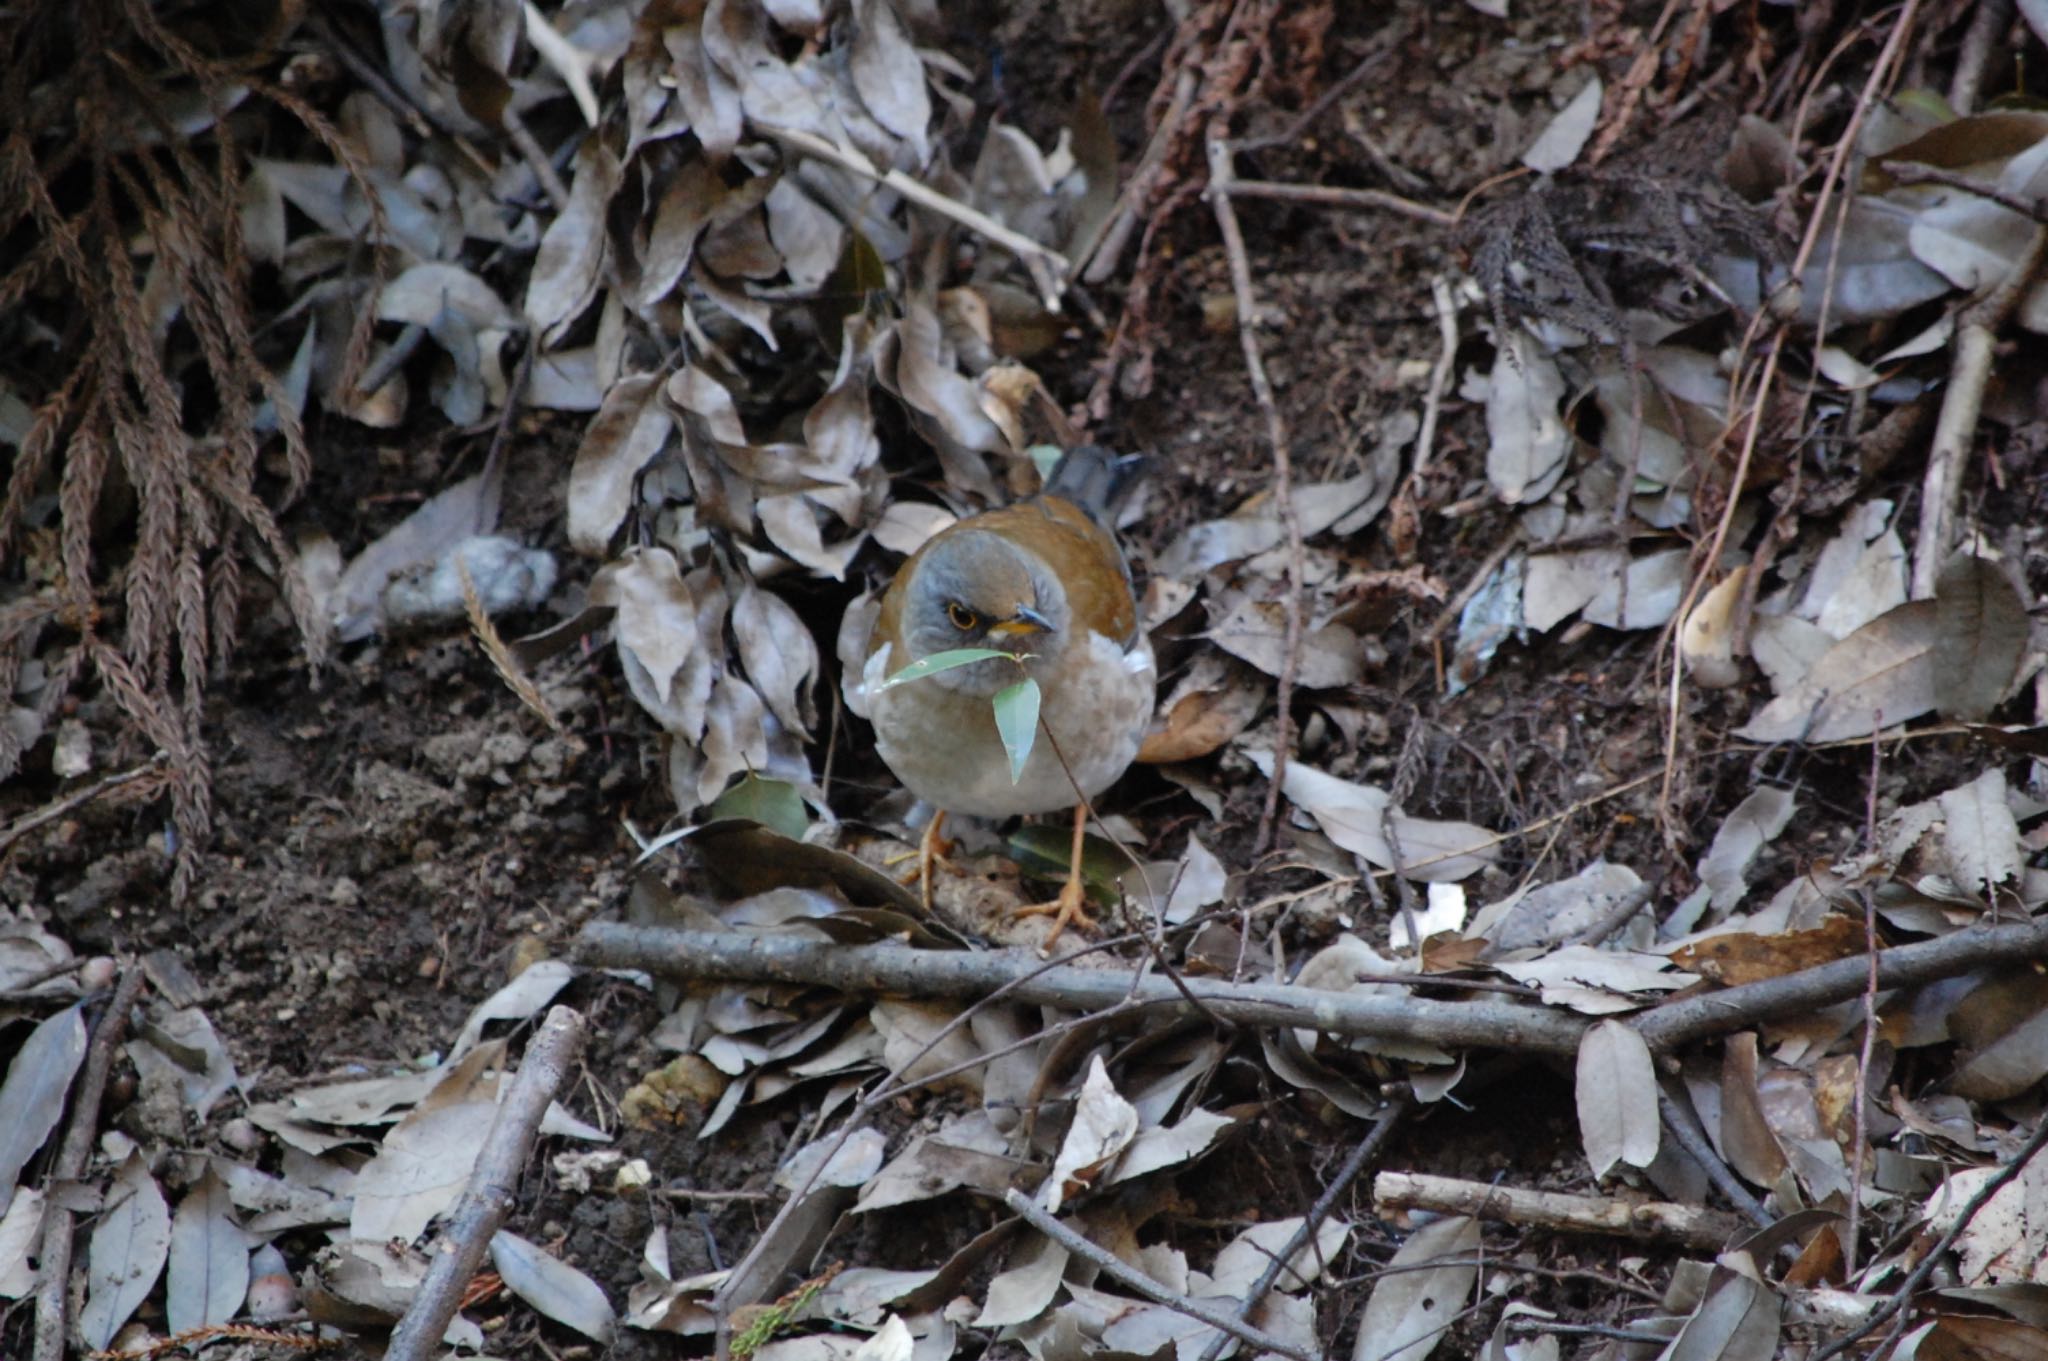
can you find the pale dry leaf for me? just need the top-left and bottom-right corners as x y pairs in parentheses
(848, 0), (931, 160)
(1582, 549), (1687, 631)
(449, 959), (577, 1062)
(0, 1003), (86, 1216)
(1524, 548), (1618, 633)
(332, 474), (495, 641)
(1575, 1020), (1660, 1178)
(167, 1166), (249, 1334)
(1212, 1217), (1350, 1295)
(349, 1047), (502, 1243)
(609, 547), (700, 709)
(568, 374), (673, 554)
(1108, 1108), (1236, 1185)
(776, 1129), (887, 1192)
(1043, 1055), (1138, 1213)
(1699, 786), (1796, 913)
(1932, 554), (2029, 721)
(1812, 531), (1906, 640)
(976, 1232), (1069, 1328)
(1736, 600), (1939, 742)
(734, 584), (818, 737)
(1749, 610), (1834, 694)
(1660, 1266), (1782, 1361)
(1950, 1006), (2048, 1102)
(1206, 597), (1364, 689)
(525, 139), (621, 344)
(1522, 76), (1603, 173)
(873, 501), (956, 555)
(80, 1151), (171, 1350)
(1485, 332), (1569, 505)
(1939, 768), (2022, 898)
(1252, 751), (1498, 882)
(0, 1188), (44, 1298)
(1162, 833), (1227, 925)
(491, 1230), (618, 1344)
(851, 1315), (915, 1361)
(1351, 1215), (1480, 1361)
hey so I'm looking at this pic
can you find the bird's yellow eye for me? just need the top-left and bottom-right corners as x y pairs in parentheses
(946, 602), (978, 632)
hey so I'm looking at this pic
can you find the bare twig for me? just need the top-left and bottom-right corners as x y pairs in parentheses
(1220, 178), (1456, 227)
(501, 107), (571, 213)
(1809, 1113), (2048, 1361)
(1205, 129), (1303, 856)
(1948, 0), (2014, 114)
(1883, 163), (2048, 225)
(1911, 226), (2047, 598)
(0, 755), (166, 855)
(1002, 1189), (1316, 1361)
(770, 127), (1071, 311)
(385, 1006), (589, 1361)
(1194, 1097), (1411, 1361)
(34, 966), (148, 1361)
(1413, 274), (1461, 474)
(1373, 1171), (1744, 1252)
(1656, 1091), (1771, 1228)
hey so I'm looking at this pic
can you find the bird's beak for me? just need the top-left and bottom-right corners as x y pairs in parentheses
(987, 606), (1053, 639)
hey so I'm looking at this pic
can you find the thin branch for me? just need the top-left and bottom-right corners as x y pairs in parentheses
(1194, 1097), (1410, 1361)
(385, 1006), (589, 1361)
(576, 922), (1589, 1053)
(0, 755), (166, 855)
(34, 966), (148, 1361)
(1003, 1189), (1316, 1361)
(1206, 128), (1303, 856)
(1657, 1091), (1770, 1228)
(1809, 1113), (2048, 1361)
(1911, 226), (2046, 598)
(769, 126), (1071, 311)
(1373, 1171), (1745, 1252)
(1220, 178), (1456, 227)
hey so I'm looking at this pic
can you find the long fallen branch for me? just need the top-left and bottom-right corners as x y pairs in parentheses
(1373, 1172), (1746, 1252)
(576, 923), (1587, 1053)
(577, 916), (2048, 1058)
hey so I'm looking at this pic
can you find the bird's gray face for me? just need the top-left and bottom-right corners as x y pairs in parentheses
(903, 531), (1069, 696)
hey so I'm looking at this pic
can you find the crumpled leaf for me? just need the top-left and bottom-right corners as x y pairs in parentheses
(1521, 76), (1602, 173)
(1939, 768), (2022, 899)
(1698, 787), (1796, 913)
(1253, 751), (1497, 882)
(568, 374), (673, 554)
(1042, 1055), (1137, 1213)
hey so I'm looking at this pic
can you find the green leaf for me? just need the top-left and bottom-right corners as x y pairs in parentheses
(1026, 444), (1063, 481)
(708, 774), (809, 841)
(880, 648), (1016, 689)
(993, 678), (1041, 784)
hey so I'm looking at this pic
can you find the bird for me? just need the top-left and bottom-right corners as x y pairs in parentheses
(855, 446), (1156, 946)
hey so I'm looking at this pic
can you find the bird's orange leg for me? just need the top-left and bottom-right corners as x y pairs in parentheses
(1012, 803), (1095, 949)
(890, 811), (952, 910)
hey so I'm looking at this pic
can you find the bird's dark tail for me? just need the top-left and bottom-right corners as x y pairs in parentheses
(1041, 444), (1148, 529)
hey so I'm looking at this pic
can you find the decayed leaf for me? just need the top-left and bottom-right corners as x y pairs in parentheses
(1206, 597), (1365, 689)
(1698, 787), (1796, 913)
(1582, 549), (1688, 631)
(525, 138), (620, 343)
(735, 584), (819, 738)
(330, 474), (496, 641)
(568, 374), (673, 554)
(1575, 1020), (1659, 1178)
(1670, 915), (1864, 987)
(976, 1232), (1069, 1328)
(1137, 654), (1266, 764)
(1932, 554), (2028, 721)
(167, 1166), (249, 1334)
(1252, 752), (1498, 882)
(80, 1151), (172, 1350)
(1939, 768), (2022, 899)
(449, 959), (577, 1062)
(776, 1129), (887, 1192)
(0, 1003), (86, 1216)
(1718, 1034), (1789, 1189)
(1484, 332), (1569, 505)
(1350, 1214), (1480, 1361)
(1736, 600), (1939, 742)
(492, 1230), (618, 1344)
(1042, 1055), (1138, 1213)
